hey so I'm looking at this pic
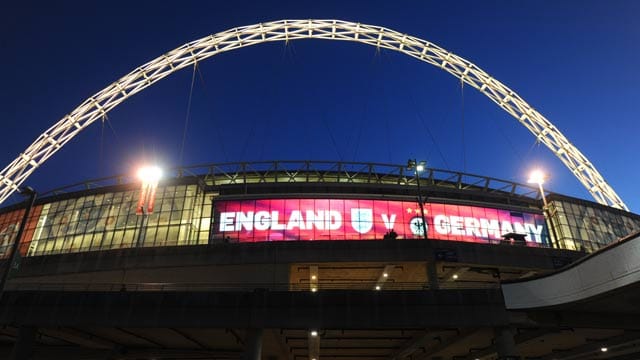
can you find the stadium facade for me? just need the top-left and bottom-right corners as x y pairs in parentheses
(1, 161), (639, 360)
(1, 161), (637, 260)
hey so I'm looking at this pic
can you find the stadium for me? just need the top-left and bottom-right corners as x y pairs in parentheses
(1, 20), (640, 360)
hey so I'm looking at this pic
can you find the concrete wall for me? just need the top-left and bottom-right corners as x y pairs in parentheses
(502, 233), (640, 309)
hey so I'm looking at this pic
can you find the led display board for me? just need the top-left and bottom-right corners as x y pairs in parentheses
(212, 198), (549, 246)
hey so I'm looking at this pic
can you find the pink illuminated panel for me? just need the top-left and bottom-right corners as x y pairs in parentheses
(0, 205), (43, 258)
(212, 198), (548, 246)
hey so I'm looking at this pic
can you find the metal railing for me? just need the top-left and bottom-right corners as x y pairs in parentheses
(34, 160), (542, 201)
(5, 280), (500, 292)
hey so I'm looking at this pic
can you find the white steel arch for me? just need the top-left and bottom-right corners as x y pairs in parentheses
(0, 19), (628, 210)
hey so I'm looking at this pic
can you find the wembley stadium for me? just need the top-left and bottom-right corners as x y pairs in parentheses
(1, 160), (640, 360)
(2, 19), (640, 360)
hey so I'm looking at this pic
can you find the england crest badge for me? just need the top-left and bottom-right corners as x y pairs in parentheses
(351, 208), (373, 234)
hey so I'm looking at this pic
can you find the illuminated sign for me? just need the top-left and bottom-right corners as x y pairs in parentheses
(212, 199), (548, 245)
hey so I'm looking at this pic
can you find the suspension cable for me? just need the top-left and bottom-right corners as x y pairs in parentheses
(321, 111), (343, 161)
(99, 115), (105, 177)
(410, 94), (451, 171)
(195, 65), (229, 162)
(460, 78), (466, 172)
(99, 113), (118, 176)
(179, 63), (198, 166)
(351, 46), (382, 161)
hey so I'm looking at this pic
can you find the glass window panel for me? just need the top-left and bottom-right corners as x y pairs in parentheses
(155, 226), (169, 245)
(174, 186), (187, 197)
(147, 212), (160, 227)
(160, 197), (173, 212)
(143, 226), (157, 247)
(178, 224), (191, 244)
(167, 226), (180, 246)
(122, 229), (136, 248)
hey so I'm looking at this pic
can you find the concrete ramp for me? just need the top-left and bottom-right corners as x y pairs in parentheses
(502, 231), (640, 309)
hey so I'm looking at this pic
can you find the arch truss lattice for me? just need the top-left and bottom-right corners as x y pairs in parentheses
(0, 19), (628, 210)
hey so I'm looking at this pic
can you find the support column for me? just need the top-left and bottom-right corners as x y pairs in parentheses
(10, 326), (37, 360)
(243, 328), (263, 360)
(495, 326), (520, 360)
(426, 257), (439, 290)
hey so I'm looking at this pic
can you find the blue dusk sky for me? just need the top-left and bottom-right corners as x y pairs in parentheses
(1, 1), (639, 211)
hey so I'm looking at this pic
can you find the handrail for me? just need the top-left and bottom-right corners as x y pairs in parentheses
(31, 160), (541, 202)
(4, 280), (499, 292)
